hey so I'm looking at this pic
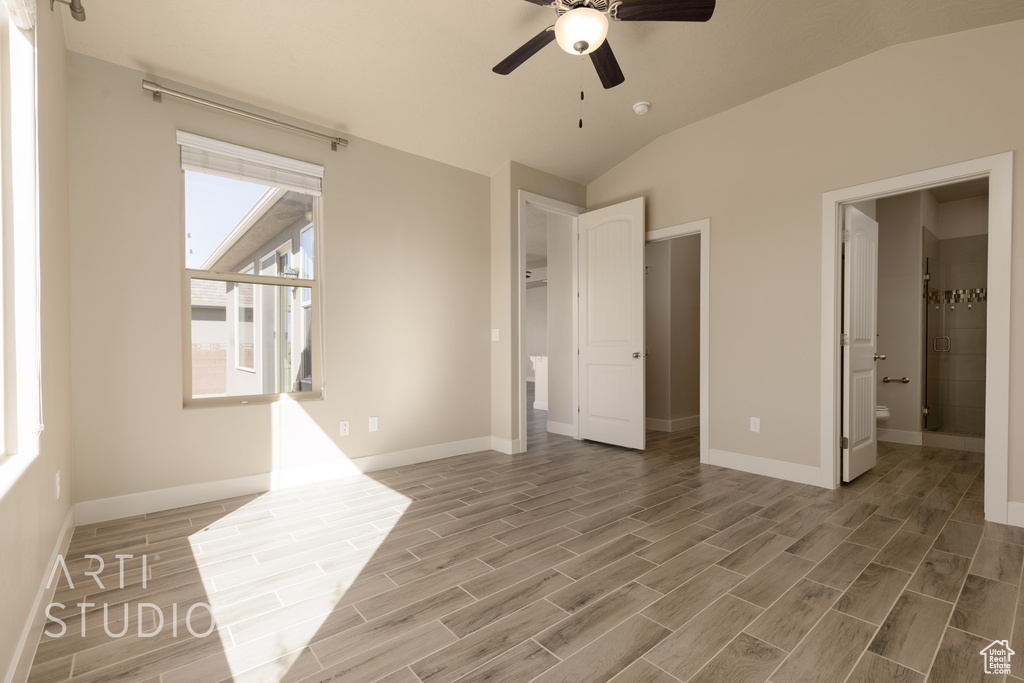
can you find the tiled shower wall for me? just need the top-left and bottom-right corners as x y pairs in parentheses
(932, 235), (987, 436)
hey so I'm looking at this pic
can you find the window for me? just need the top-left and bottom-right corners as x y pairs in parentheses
(1, 1), (43, 466)
(298, 225), (314, 388)
(180, 132), (323, 405)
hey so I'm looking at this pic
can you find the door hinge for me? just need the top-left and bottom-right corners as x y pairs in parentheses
(841, 229), (851, 243)
(840, 334), (850, 347)
(922, 407), (930, 416)
(840, 436), (849, 450)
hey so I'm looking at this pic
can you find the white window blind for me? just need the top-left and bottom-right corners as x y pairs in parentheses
(177, 131), (324, 196)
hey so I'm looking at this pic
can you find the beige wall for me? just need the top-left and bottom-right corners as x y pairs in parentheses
(546, 213), (575, 427)
(588, 20), (1024, 488)
(525, 286), (547, 359)
(937, 196), (989, 239)
(645, 241), (671, 421)
(670, 235), (701, 421)
(490, 162), (584, 445)
(0, 6), (74, 675)
(876, 193), (924, 434)
(68, 53), (491, 503)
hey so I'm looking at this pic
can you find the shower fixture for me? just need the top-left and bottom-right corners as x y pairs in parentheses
(50, 0), (85, 22)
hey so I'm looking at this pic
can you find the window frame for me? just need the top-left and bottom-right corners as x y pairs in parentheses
(234, 264), (256, 374)
(179, 138), (323, 408)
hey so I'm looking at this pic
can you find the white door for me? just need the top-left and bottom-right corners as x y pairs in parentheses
(843, 206), (879, 481)
(578, 198), (646, 450)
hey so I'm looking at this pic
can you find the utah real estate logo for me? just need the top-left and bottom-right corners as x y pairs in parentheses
(980, 640), (1014, 675)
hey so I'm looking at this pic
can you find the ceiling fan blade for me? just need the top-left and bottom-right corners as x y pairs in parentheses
(493, 28), (556, 75)
(614, 0), (715, 22)
(521, 0), (553, 4)
(590, 41), (625, 89)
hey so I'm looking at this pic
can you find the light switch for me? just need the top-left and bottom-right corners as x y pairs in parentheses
(491, 329), (500, 342)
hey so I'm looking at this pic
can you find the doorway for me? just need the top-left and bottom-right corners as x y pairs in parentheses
(644, 234), (701, 438)
(520, 197), (579, 449)
(822, 153), (1012, 523)
(646, 220), (711, 463)
(515, 195), (711, 461)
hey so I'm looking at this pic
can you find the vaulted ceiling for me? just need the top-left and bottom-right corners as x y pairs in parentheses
(61, 0), (1024, 184)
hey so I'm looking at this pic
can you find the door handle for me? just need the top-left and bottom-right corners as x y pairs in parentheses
(874, 354), (886, 361)
(882, 376), (910, 384)
(632, 352), (648, 359)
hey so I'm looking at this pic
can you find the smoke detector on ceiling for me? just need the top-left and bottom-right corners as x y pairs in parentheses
(633, 101), (651, 116)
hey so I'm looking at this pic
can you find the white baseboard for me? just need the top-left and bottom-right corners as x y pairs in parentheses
(533, 402), (548, 411)
(75, 473), (270, 526)
(8, 506), (75, 683)
(877, 429), (923, 446)
(546, 421), (575, 437)
(646, 418), (671, 432)
(352, 437), (492, 475)
(709, 449), (826, 488)
(75, 436), (494, 525)
(646, 415), (700, 432)
(1007, 502), (1024, 529)
(920, 432), (985, 451)
(489, 437), (521, 455)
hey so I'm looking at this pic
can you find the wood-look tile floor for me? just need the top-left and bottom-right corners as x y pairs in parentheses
(28, 416), (1024, 683)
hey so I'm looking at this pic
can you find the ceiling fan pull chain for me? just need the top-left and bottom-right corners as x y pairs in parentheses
(579, 56), (585, 129)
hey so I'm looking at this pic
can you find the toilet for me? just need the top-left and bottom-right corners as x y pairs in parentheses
(876, 406), (890, 425)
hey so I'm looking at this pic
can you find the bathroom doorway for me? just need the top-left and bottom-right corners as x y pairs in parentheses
(821, 153), (1012, 522)
(849, 180), (990, 458)
(839, 180), (990, 480)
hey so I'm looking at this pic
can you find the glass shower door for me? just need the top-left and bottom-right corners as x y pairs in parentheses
(924, 257), (947, 431)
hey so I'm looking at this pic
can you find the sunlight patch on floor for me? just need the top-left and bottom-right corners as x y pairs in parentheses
(188, 472), (410, 681)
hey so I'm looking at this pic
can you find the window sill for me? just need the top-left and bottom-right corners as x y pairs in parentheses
(184, 388), (323, 409)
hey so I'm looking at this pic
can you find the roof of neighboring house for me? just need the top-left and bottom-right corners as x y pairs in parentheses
(191, 279), (227, 308)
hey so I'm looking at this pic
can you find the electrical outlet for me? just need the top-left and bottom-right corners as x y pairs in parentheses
(340, 420), (349, 436)
(56, 471), (61, 500)
(750, 417), (760, 433)
(369, 416), (379, 432)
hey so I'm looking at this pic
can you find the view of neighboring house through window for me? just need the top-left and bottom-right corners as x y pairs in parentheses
(236, 267), (255, 372)
(299, 226), (314, 388)
(180, 132), (323, 404)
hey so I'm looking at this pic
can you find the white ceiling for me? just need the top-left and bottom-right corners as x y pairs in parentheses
(60, 0), (1024, 184)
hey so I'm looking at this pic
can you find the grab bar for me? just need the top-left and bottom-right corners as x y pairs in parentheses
(882, 377), (910, 384)
(933, 336), (951, 352)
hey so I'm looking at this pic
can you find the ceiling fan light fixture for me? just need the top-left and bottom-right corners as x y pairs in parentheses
(554, 7), (609, 56)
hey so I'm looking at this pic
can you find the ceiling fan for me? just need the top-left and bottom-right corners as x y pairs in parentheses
(493, 0), (716, 89)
